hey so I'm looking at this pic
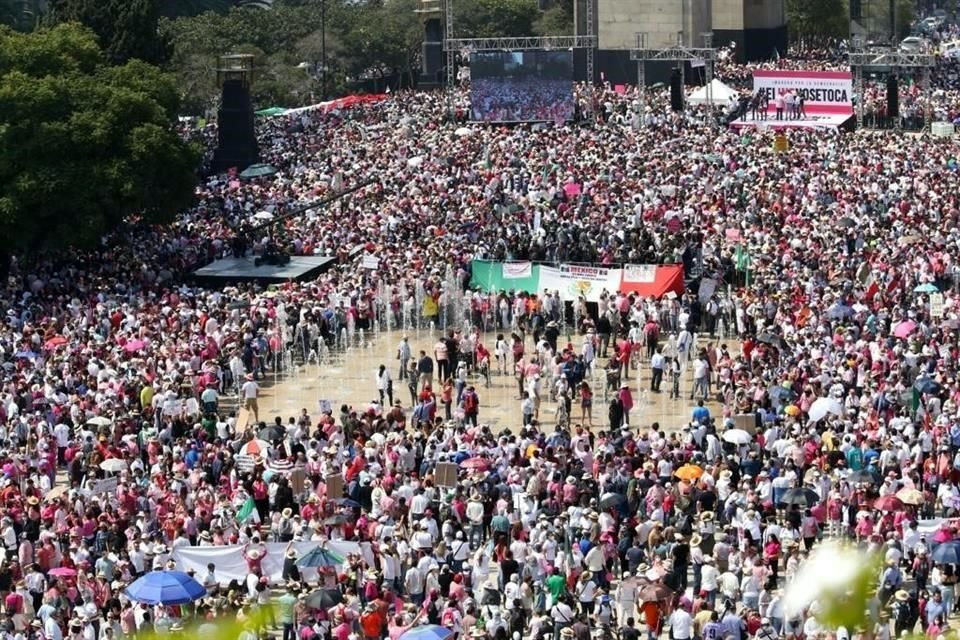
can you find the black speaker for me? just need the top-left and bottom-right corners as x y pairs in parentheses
(212, 78), (259, 173)
(670, 68), (683, 112)
(887, 75), (899, 118)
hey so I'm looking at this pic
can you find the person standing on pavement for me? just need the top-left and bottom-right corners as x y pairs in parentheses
(615, 571), (638, 625)
(397, 336), (412, 381)
(434, 339), (450, 381)
(650, 348), (665, 392)
(417, 351), (434, 391)
(376, 364), (393, 407)
(241, 373), (260, 424)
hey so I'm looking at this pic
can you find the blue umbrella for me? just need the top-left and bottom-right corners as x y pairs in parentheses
(125, 570), (206, 605)
(296, 545), (346, 568)
(398, 626), (456, 640)
(827, 304), (854, 320)
(914, 283), (939, 294)
(915, 378), (942, 395)
(932, 541), (960, 565)
(336, 498), (361, 508)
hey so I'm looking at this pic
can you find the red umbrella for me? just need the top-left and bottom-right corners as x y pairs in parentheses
(873, 495), (906, 512)
(43, 336), (68, 350)
(459, 457), (490, 471)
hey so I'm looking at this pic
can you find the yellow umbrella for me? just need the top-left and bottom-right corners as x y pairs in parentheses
(674, 464), (704, 481)
(896, 487), (924, 505)
(784, 405), (801, 417)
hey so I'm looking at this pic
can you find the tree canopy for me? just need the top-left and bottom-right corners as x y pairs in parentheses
(786, 0), (849, 42)
(0, 23), (199, 251)
(164, 0), (426, 112)
(45, 0), (173, 65)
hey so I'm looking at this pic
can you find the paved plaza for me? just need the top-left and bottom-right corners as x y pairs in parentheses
(254, 328), (724, 433)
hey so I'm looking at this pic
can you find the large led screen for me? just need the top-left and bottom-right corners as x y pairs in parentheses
(469, 50), (575, 123)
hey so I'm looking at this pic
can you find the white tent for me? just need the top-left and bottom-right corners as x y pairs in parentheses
(687, 78), (739, 106)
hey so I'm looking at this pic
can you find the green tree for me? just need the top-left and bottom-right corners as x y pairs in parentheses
(875, 0), (915, 40)
(164, 0), (422, 110)
(45, 0), (172, 65)
(0, 23), (199, 252)
(533, 0), (573, 36)
(787, 0), (849, 43)
(339, 0), (422, 86)
(452, 0), (540, 38)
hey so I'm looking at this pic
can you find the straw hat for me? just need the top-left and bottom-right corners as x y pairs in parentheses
(285, 548), (298, 559)
(699, 511), (715, 522)
(895, 590), (910, 602)
(690, 534), (703, 547)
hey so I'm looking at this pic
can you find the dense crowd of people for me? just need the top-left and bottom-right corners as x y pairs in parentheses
(7, 28), (960, 640)
(469, 78), (575, 123)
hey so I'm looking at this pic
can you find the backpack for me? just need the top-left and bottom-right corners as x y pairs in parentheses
(463, 392), (478, 413)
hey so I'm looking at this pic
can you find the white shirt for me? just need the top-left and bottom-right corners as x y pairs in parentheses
(241, 380), (259, 400)
(44, 618), (63, 640)
(701, 564), (719, 590)
(693, 359), (708, 379)
(669, 609), (693, 639)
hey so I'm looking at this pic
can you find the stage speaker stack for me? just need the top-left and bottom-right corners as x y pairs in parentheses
(887, 75), (899, 119)
(212, 54), (259, 174)
(670, 68), (684, 112)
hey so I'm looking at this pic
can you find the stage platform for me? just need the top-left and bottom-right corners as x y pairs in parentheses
(192, 255), (336, 283)
(730, 113), (855, 132)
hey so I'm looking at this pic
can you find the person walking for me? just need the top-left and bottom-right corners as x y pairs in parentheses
(618, 384), (634, 427)
(376, 364), (393, 407)
(650, 348), (665, 392)
(241, 373), (260, 424)
(579, 381), (593, 426)
(691, 354), (709, 401)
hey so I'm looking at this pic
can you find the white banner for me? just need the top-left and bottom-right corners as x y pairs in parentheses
(361, 254), (380, 270)
(930, 292), (945, 318)
(170, 541), (367, 586)
(752, 70), (853, 115)
(502, 262), (532, 279)
(539, 265), (622, 302)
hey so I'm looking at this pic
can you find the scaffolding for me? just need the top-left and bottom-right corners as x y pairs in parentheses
(442, 0), (598, 117)
(630, 32), (718, 127)
(848, 42), (935, 130)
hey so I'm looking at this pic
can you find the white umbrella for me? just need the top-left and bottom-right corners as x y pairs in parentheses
(253, 211), (274, 221)
(86, 416), (113, 427)
(722, 429), (752, 445)
(808, 397), (843, 423)
(407, 156), (424, 168)
(454, 127), (472, 137)
(100, 459), (128, 473)
(238, 439), (271, 457)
